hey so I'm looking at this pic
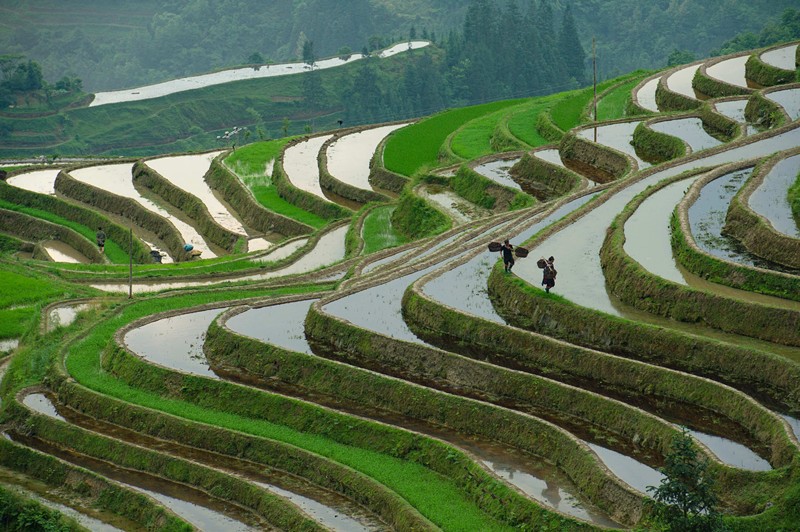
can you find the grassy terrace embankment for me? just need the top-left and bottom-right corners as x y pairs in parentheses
(50, 288), (541, 531)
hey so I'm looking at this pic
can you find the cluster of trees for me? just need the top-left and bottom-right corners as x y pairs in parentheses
(4, 0), (798, 93)
(0, 55), (82, 109)
(339, 1), (585, 124)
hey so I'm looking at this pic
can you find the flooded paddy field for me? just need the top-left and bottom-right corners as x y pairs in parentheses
(6, 42), (800, 531)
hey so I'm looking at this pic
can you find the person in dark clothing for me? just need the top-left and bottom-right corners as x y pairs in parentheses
(96, 227), (106, 253)
(541, 256), (557, 292)
(501, 239), (515, 272)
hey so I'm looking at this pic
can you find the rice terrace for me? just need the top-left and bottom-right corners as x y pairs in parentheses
(1, 1), (800, 530)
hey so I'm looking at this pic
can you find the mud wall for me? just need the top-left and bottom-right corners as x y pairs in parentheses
(46, 368), (433, 532)
(487, 266), (800, 413)
(600, 176), (800, 346)
(7, 405), (321, 531)
(744, 92), (787, 129)
(401, 284), (797, 472)
(694, 63), (753, 98)
(559, 131), (631, 183)
(535, 112), (564, 142)
(272, 139), (351, 221)
(54, 170), (186, 260)
(0, 208), (104, 263)
(0, 437), (189, 531)
(133, 161), (242, 253)
(631, 121), (687, 164)
(318, 135), (390, 206)
(205, 314), (602, 529)
(102, 327), (621, 527)
(655, 78), (702, 112)
(206, 158), (313, 238)
(746, 54), (796, 87)
(302, 304), (646, 524)
(673, 165), (800, 301)
(724, 156), (800, 269)
(0, 179), (151, 263)
(390, 192), (451, 240)
(509, 153), (581, 201)
(451, 165), (533, 212)
(369, 145), (409, 194)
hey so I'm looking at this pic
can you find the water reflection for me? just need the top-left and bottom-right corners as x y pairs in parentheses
(578, 121), (649, 170)
(650, 118), (722, 152)
(766, 88), (800, 121)
(42, 240), (88, 264)
(748, 153), (800, 237)
(761, 44), (799, 70)
(587, 443), (664, 495)
(636, 77), (660, 112)
(284, 136), (334, 200)
(706, 56), (749, 88)
(6, 169), (60, 195)
(327, 124), (408, 191)
(666, 64), (701, 100)
(473, 158), (523, 190)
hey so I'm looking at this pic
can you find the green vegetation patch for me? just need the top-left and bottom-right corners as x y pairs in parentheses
(0, 306), (35, 340)
(361, 205), (407, 254)
(59, 289), (516, 531)
(0, 484), (84, 531)
(390, 193), (451, 240)
(597, 76), (648, 121)
(506, 96), (564, 147)
(789, 170), (800, 231)
(0, 270), (71, 308)
(0, 198), (128, 263)
(449, 101), (529, 160)
(384, 99), (529, 176)
(225, 139), (291, 188)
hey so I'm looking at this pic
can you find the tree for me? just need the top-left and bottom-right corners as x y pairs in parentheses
(281, 118), (291, 136)
(302, 39), (316, 66)
(647, 428), (727, 531)
(558, 4), (586, 84)
(667, 49), (696, 67)
(247, 52), (264, 65)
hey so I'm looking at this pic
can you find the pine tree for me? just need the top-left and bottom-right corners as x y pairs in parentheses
(558, 4), (586, 84)
(647, 428), (727, 531)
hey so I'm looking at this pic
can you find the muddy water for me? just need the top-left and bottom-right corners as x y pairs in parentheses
(6, 168), (60, 195)
(225, 300), (620, 527)
(284, 136), (334, 200)
(532, 148), (566, 168)
(23, 393), (66, 421)
(42, 240), (89, 263)
(636, 77), (660, 112)
(361, 246), (418, 274)
(687, 168), (785, 269)
(666, 64), (701, 99)
(146, 152), (248, 236)
(0, 470), (125, 532)
(71, 162), (214, 259)
(586, 443), (664, 495)
(90, 41), (429, 107)
(578, 121), (650, 170)
(706, 56), (750, 88)
(473, 159), (523, 190)
(748, 153), (800, 237)
(761, 44), (799, 70)
(422, 194), (598, 322)
(0, 338), (19, 353)
(417, 185), (488, 224)
(688, 429), (770, 471)
(90, 225), (346, 294)
(714, 99), (758, 136)
(650, 118), (722, 152)
(24, 391), (380, 531)
(8, 430), (260, 531)
(781, 414), (800, 440)
(516, 125), (800, 317)
(45, 303), (97, 332)
(125, 308), (226, 378)
(252, 237), (308, 263)
(766, 88), (800, 121)
(625, 175), (800, 312)
(327, 124), (408, 191)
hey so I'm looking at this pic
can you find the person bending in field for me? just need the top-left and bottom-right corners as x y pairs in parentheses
(96, 227), (106, 253)
(541, 256), (557, 292)
(501, 239), (515, 273)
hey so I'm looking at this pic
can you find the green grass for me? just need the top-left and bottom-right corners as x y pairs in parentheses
(225, 140), (328, 229)
(789, 171), (800, 231)
(0, 306), (35, 340)
(0, 270), (72, 309)
(596, 73), (651, 121)
(361, 206), (407, 254)
(58, 288), (513, 531)
(384, 99), (530, 176)
(0, 198), (128, 263)
(551, 73), (647, 131)
(505, 95), (568, 147)
(449, 101), (528, 160)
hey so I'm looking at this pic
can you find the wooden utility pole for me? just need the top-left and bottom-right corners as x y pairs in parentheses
(593, 36), (597, 142)
(128, 228), (133, 299)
